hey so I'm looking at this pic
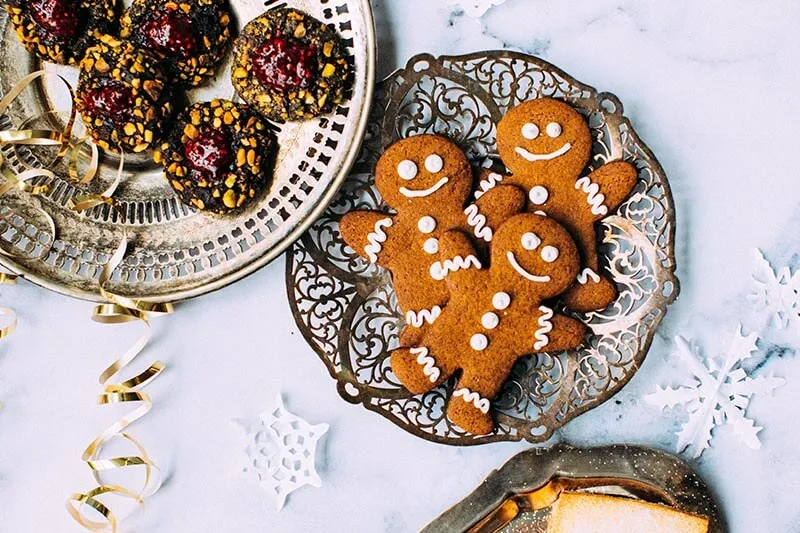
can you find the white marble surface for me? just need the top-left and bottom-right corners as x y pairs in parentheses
(2, 0), (800, 531)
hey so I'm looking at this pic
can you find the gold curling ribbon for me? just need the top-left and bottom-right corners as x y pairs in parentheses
(0, 272), (19, 413)
(66, 230), (174, 532)
(0, 273), (18, 341)
(0, 70), (79, 258)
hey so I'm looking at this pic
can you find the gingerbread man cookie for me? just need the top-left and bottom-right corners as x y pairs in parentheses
(390, 213), (588, 435)
(480, 98), (638, 312)
(340, 135), (525, 345)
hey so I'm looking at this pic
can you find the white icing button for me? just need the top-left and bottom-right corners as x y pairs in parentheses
(417, 216), (437, 234)
(541, 245), (559, 263)
(397, 160), (418, 180)
(424, 154), (444, 173)
(529, 185), (549, 205)
(521, 232), (541, 251)
(546, 122), (562, 138)
(481, 312), (499, 330)
(492, 292), (511, 310)
(423, 238), (439, 255)
(521, 123), (539, 140)
(470, 333), (488, 351)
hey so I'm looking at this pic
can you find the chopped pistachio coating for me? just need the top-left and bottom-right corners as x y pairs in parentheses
(156, 99), (277, 214)
(75, 34), (173, 153)
(232, 8), (353, 122)
(120, 0), (231, 87)
(5, 0), (117, 65)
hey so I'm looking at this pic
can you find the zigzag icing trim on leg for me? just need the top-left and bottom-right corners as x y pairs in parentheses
(533, 305), (554, 350)
(464, 204), (493, 242)
(410, 346), (441, 383)
(474, 172), (504, 199)
(452, 388), (491, 414)
(364, 217), (393, 263)
(575, 176), (609, 216)
(405, 306), (442, 328)
(577, 267), (601, 285)
(429, 255), (482, 281)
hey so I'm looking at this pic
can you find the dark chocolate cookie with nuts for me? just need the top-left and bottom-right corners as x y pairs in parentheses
(5, 0), (116, 65)
(155, 99), (277, 214)
(232, 8), (352, 122)
(120, 0), (231, 87)
(75, 34), (172, 153)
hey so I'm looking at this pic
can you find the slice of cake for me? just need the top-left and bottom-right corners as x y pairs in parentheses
(546, 492), (709, 533)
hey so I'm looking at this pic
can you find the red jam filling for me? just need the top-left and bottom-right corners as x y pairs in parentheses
(143, 10), (198, 58)
(252, 36), (317, 91)
(29, 0), (80, 41)
(184, 130), (233, 178)
(83, 84), (134, 126)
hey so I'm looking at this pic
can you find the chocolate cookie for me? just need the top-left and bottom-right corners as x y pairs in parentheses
(120, 0), (231, 87)
(231, 8), (352, 122)
(5, 0), (116, 65)
(75, 34), (172, 153)
(155, 99), (277, 214)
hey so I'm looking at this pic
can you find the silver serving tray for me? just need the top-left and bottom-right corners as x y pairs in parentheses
(0, 0), (376, 302)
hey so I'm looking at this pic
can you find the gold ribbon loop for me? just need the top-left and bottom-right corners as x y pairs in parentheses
(67, 140), (123, 213)
(67, 485), (142, 532)
(0, 305), (17, 340)
(0, 70), (76, 142)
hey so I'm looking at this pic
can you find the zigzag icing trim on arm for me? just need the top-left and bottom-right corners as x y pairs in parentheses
(474, 172), (504, 199)
(429, 255), (482, 281)
(577, 267), (601, 285)
(575, 176), (608, 216)
(410, 346), (441, 383)
(464, 204), (493, 242)
(364, 217), (393, 263)
(405, 306), (442, 328)
(533, 305), (554, 350)
(453, 388), (491, 414)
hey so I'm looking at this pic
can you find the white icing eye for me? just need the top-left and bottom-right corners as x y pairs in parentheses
(397, 160), (418, 180)
(423, 238), (439, 255)
(417, 216), (437, 234)
(424, 154), (444, 173)
(470, 333), (488, 351)
(521, 123), (539, 140)
(521, 232), (541, 251)
(492, 292), (511, 310)
(481, 312), (499, 330)
(546, 122), (562, 138)
(529, 186), (549, 205)
(541, 245), (559, 263)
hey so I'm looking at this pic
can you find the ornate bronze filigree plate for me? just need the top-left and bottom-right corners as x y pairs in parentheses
(422, 445), (724, 532)
(0, 0), (376, 302)
(287, 51), (679, 444)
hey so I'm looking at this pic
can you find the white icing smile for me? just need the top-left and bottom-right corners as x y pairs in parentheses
(506, 251), (551, 283)
(515, 143), (572, 162)
(399, 177), (449, 198)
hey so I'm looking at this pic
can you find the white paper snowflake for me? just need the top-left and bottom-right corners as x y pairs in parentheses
(235, 394), (329, 510)
(449, 0), (507, 18)
(750, 249), (800, 329)
(645, 326), (784, 458)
